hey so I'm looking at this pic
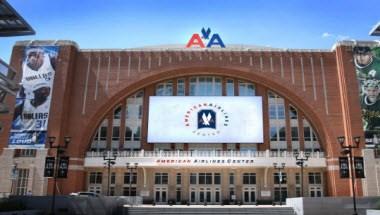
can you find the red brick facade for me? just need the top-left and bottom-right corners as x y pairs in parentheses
(0, 40), (366, 197)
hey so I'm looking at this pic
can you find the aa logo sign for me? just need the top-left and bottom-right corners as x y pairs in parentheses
(186, 28), (225, 48)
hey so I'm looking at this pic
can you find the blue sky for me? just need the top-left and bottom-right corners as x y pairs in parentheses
(1, 0), (379, 63)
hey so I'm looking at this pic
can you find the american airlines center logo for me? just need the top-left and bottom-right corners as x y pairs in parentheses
(148, 97), (263, 143)
(184, 103), (230, 136)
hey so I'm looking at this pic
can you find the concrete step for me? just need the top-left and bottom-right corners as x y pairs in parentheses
(125, 206), (296, 215)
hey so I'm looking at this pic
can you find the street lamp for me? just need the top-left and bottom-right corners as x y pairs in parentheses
(126, 162), (138, 201)
(48, 136), (71, 215)
(273, 162), (286, 206)
(103, 151), (117, 196)
(337, 136), (360, 215)
(295, 152), (310, 197)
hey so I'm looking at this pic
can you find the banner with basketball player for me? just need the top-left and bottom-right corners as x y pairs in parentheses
(353, 46), (380, 145)
(8, 46), (59, 148)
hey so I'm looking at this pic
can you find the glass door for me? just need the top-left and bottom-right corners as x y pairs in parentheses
(154, 187), (168, 203)
(242, 186), (256, 204)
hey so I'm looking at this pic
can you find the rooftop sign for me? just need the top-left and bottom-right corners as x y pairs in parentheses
(186, 27), (225, 48)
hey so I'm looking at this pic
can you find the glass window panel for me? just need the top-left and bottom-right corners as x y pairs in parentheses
(124, 127), (132, 141)
(295, 173), (300, 185)
(176, 188), (181, 202)
(155, 173), (161, 184)
(279, 127), (286, 141)
(269, 105), (276, 119)
(176, 173), (181, 185)
(304, 127), (311, 141)
(312, 132), (318, 141)
(229, 173), (234, 185)
(274, 173), (287, 184)
(315, 173), (321, 184)
(277, 104), (285, 119)
(215, 80), (222, 96)
(124, 91), (144, 148)
(214, 173), (221, 185)
(199, 173), (205, 184)
(177, 79), (185, 96)
(243, 173), (249, 184)
(111, 172), (116, 184)
(189, 81), (196, 96)
(189, 76), (222, 96)
(190, 173), (197, 184)
(226, 79), (234, 96)
(114, 106), (122, 119)
(206, 173), (212, 184)
(309, 173), (314, 184)
(250, 174), (256, 184)
(289, 106), (298, 119)
(155, 81), (173, 96)
(270, 127), (278, 141)
(162, 174), (168, 184)
(268, 91), (276, 98)
(291, 127), (299, 141)
(112, 126), (120, 141)
(100, 127), (107, 141)
(239, 81), (255, 96)
(133, 126), (141, 141)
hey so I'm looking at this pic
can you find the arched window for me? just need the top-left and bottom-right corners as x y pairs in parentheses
(156, 81), (173, 96)
(91, 119), (108, 151)
(268, 91), (286, 152)
(124, 90), (144, 150)
(189, 76), (222, 96)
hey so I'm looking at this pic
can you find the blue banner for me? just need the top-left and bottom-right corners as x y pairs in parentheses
(8, 46), (59, 148)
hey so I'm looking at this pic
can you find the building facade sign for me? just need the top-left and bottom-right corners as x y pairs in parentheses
(353, 46), (380, 145)
(186, 27), (225, 48)
(155, 158), (255, 165)
(9, 46), (59, 148)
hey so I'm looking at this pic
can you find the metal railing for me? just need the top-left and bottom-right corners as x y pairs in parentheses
(86, 150), (324, 159)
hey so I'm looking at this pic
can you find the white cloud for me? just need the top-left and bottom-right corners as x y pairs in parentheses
(322, 32), (333, 38)
(322, 32), (351, 41)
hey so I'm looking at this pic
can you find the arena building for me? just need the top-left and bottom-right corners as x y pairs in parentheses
(0, 38), (379, 205)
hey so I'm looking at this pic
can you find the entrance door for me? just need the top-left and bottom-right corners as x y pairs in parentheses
(309, 186), (323, 197)
(199, 187), (212, 203)
(214, 187), (221, 204)
(190, 186), (219, 204)
(190, 187), (197, 204)
(242, 186), (256, 204)
(154, 187), (168, 203)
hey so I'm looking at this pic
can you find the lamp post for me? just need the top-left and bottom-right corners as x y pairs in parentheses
(126, 162), (138, 203)
(103, 151), (117, 196)
(10, 163), (18, 195)
(48, 136), (71, 215)
(273, 162), (286, 206)
(295, 152), (310, 197)
(337, 136), (360, 215)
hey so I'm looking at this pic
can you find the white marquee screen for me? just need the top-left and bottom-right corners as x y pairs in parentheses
(148, 96), (263, 143)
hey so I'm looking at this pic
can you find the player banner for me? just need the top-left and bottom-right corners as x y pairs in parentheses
(9, 46), (59, 148)
(353, 46), (380, 145)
